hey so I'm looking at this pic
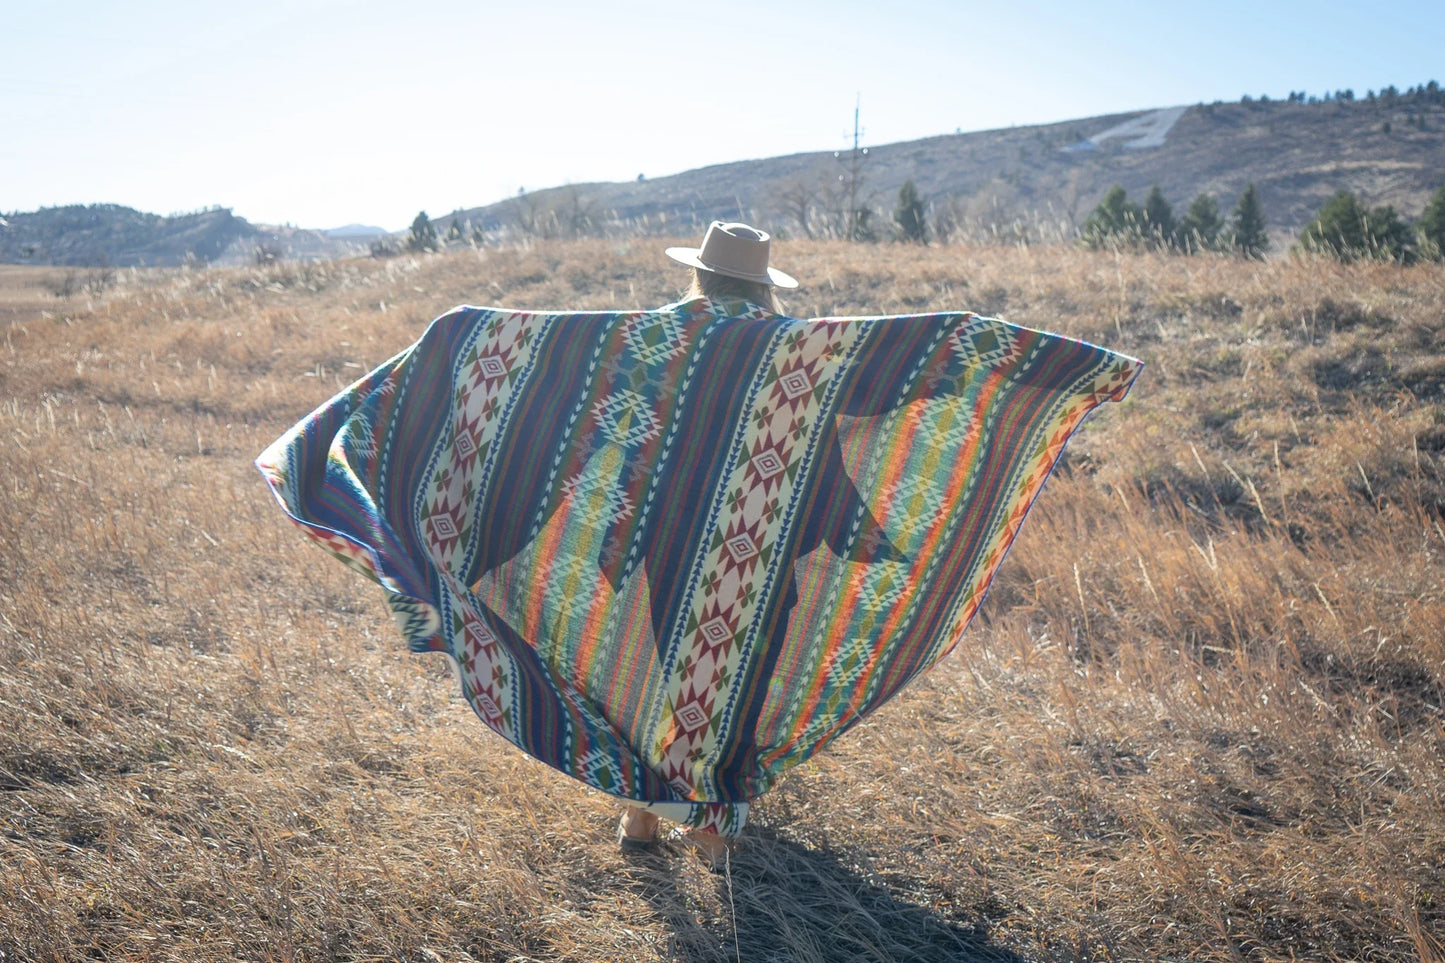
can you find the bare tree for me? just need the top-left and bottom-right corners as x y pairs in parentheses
(1057, 168), (1089, 234)
(511, 190), (548, 238)
(777, 179), (820, 239)
(558, 186), (597, 238)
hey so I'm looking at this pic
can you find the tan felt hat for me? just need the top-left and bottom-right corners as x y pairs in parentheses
(665, 221), (798, 289)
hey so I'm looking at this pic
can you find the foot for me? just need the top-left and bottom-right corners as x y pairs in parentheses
(681, 828), (732, 869)
(618, 806), (659, 851)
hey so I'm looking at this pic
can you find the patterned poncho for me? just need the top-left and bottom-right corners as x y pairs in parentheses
(258, 296), (1140, 834)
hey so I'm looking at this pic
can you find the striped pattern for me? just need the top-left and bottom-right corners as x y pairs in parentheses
(257, 297), (1141, 835)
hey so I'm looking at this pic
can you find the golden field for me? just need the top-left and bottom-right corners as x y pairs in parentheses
(1, 239), (1442, 962)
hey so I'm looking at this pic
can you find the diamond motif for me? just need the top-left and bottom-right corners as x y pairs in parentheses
(725, 533), (759, 563)
(559, 464), (632, 526)
(777, 369), (812, 400)
(951, 318), (1018, 367)
(576, 747), (621, 792)
(454, 430), (476, 458)
(622, 312), (688, 365)
(595, 390), (662, 448)
(859, 566), (908, 610)
(430, 513), (458, 539)
(699, 616), (732, 645)
(753, 449), (785, 477)
(887, 472), (946, 522)
(477, 354), (507, 380)
(675, 703), (710, 731)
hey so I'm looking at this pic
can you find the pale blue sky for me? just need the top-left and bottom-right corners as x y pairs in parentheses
(4, 0), (1440, 231)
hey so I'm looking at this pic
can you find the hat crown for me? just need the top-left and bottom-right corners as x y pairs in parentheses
(697, 221), (771, 280)
(662, 220), (797, 288)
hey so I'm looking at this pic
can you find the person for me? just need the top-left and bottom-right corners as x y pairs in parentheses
(617, 222), (794, 863)
(257, 220), (1141, 871)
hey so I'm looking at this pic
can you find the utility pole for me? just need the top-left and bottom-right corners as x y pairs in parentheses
(833, 94), (869, 240)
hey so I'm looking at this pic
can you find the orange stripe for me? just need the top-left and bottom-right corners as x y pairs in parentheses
(845, 370), (1008, 706)
(524, 493), (573, 637)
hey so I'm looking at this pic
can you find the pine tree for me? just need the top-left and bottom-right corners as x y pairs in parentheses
(893, 179), (926, 243)
(1418, 185), (1445, 260)
(1230, 184), (1269, 259)
(1081, 185), (1144, 248)
(1142, 185), (1175, 249)
(1299, 191), (1366, 258)
(407, 211), (438, 253)
(1299, 190), (1415, 262)
(1176, 193), (1223, 253)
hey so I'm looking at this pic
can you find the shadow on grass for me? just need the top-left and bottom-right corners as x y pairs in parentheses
(625, 827), (1025, 963)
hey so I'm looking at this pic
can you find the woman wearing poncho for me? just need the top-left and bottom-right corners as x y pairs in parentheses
(257, 221), (1141, 864)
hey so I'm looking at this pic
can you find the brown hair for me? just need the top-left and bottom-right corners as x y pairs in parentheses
(685, 267), (782, 314)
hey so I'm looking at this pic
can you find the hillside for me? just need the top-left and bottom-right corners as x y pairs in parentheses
(1, 241), (1442, 961)
(440, 90), (1445, 249)
(0, 204), (369, 267)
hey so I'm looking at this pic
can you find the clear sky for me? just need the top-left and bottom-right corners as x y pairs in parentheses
(4, 0), (1441, 231)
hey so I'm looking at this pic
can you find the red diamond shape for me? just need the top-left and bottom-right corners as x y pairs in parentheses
(778, 369), (812, 399)
(725, 533), (759, 563)
(676, 703), (710, 731)
(431, 514), (458, 539)
(699, 616), (732, 645)
(753, 449), (785, 477)
(478, 355), (507, 379)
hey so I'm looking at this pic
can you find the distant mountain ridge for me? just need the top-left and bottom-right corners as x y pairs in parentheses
(0, 204), (369, 267)
(323, 224), (389, 239)
(435, 90), (1445, 249)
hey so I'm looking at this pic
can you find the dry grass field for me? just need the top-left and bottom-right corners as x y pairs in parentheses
(1, 238), (1442, 962)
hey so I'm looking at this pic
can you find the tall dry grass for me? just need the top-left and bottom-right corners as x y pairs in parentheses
(1, 240), (1441, 962)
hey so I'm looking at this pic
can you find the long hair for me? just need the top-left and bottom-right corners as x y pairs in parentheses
(685, 268), (782, 314)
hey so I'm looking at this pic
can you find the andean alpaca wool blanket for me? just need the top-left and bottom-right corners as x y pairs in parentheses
(258, 296), (1141, 834)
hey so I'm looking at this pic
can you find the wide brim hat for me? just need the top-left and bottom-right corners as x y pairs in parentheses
(665, 221), (798, 289)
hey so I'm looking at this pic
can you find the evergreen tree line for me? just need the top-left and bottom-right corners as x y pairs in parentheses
(1081, 183), (1445, 263)
(1081, 184), (1268, 258)
(397, 177), (1445, 261)
(1246, 80), (1441, 107)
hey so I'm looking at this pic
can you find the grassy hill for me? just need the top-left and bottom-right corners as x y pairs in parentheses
(1, 239), (1442, 960)
(440, 90), (1445, 251)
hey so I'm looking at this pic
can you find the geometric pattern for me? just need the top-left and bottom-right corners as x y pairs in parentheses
(595, 389), (663, 449)
(256, 296), (1142, 836)
(622, 311), (689, 366)
(951, 315), (1022, 370)
(646, 317), (871, 800)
